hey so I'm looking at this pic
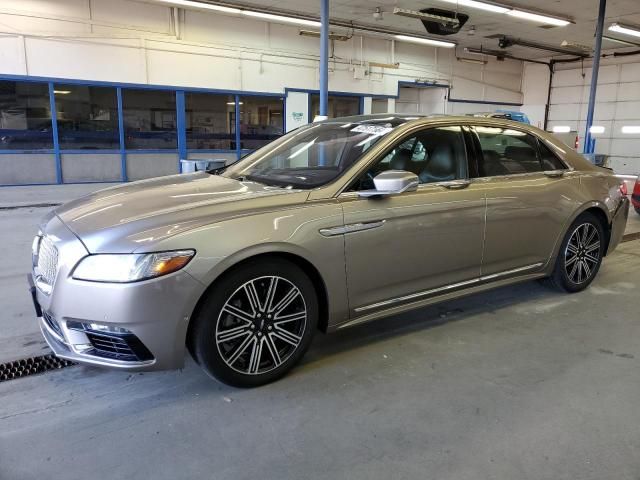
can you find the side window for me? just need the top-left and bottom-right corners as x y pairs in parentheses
(350, 126), (468, 190)
(538, 140), (567, 170)
(473, 127), (542, 176)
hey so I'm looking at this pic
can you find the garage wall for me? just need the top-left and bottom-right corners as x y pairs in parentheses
(522, 57), (640, 174)
(0, 0), (523, 103)
(0, 0), (525, 184)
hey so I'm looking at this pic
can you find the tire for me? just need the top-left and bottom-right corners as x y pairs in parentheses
(189, 259), (318, 387)
(635, 206), (640, 216)
(541, 212), (605, 293)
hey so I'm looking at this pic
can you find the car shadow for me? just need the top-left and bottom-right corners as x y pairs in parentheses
(298, 278), (563, 371)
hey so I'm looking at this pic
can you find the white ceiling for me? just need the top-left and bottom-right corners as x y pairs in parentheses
(231, 0), (640, 58)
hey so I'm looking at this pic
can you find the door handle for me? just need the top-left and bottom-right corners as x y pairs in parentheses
(441, 180), (471, 190)
(543, 170), (565, 178)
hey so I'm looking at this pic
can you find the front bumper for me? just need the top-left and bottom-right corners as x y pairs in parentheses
(31, 216), (206, 371)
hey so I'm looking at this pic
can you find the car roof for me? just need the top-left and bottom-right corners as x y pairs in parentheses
(322, 113), (529, 130)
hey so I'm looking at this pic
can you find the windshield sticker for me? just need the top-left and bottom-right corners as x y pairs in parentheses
(351, 124), (393, 136)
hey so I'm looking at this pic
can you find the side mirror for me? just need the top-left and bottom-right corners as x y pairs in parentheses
(358, 170), (419, 198)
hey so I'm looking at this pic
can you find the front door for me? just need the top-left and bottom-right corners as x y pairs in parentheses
(338, 125), (486, 315)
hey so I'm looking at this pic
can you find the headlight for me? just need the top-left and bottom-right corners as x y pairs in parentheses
(72, 250), (195, 283)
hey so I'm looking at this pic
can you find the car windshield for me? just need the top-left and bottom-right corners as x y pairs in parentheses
(221, 119), (404, 189)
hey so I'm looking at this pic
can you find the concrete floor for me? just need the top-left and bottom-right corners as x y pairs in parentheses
(1, 183), (640, 480)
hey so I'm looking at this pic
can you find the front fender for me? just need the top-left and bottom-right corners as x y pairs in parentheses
(147, 201), (350, 329)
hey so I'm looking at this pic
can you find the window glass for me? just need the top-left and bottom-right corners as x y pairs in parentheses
(122, 89), (176, 149)
(186, 93), (235, 150)
(538, 140), (567, 170)
(0, 81), (52, 150)
(351, 126), (467, 191)
(310, 94), (360, 119)
(222, 119), (407, 189)
(239, 96), (283, 151)
(54, 84), (119, 149)
(474, 127), (542, 176)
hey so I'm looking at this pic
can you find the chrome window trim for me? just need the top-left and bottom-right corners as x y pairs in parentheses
(336, 178), (476, 200)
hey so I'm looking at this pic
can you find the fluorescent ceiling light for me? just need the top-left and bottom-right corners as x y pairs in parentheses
(507, 9), (570, 26)
(589, 125), (605, 134)
(457, 57), (487, 65)
(621, 126), (640, 134)
(552, 125), (571, 133)
(608, 23), (640, 39)
(603, 35), (640, 47)
(153, 0), (241, 13)
(299, 30), (351, 41)
(433, 0), (570, 25)
(242, 11), (320, 27)
(53, 90), (71, 95)
(392, 7), (460, 25)
(434, 0), (509, 14)
(226, 102), (243, 105)
(394, 35), (455, 48)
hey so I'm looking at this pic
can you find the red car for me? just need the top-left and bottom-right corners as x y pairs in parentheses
(633, 177), (640, 215)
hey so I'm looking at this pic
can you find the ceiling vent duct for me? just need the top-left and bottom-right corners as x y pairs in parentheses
(420, 8), (468, 35)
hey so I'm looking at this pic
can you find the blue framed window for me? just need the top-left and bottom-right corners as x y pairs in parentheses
(238, 95), (284, 151)
(310, 94), (360, 119)
(185, 92), (236, 151)
(0, 80), (53, 150)
(122, 89), (177, 150)
(54, 84), (119, 150)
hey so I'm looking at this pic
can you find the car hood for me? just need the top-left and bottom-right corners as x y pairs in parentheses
(52, 172), (309, 253)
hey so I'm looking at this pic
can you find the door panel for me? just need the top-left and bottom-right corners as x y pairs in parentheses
(481, 173), (582, 274)
(469, 125), (581, 275)
(339, 185), (485, 313)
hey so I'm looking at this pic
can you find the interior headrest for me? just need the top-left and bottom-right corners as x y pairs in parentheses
(390, 148), (412, 170)
(428, 144), (455, 175)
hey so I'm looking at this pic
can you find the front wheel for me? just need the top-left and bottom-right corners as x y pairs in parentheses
(542, 212), (605, 293)
(189, 259), (317, 387)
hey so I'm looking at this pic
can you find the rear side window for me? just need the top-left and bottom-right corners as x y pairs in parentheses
(538, 140), (567, 170)
(473, 127), (542, 176)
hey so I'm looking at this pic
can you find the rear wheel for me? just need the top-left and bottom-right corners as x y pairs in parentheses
(634, 206), (640, 216)
(189, 259), (317, 387)
(542, 212), (605, 293)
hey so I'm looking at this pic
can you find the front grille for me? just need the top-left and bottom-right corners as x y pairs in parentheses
(85, 331), (154, 362)
(35, 236), (59, 287)
(43, 311), (63, 339)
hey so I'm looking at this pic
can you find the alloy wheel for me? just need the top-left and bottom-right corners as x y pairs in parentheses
(215, 276), (307, 375)
(564, 222), (601, 284)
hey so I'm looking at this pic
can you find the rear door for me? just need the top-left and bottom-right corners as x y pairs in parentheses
(468, 125), (580, 276)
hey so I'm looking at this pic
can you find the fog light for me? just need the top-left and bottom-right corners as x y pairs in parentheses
(66, 320), (131, 335)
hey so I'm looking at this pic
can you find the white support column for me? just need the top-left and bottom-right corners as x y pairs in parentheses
(387, 97), (396, 113)
(362, 97), (372, 114)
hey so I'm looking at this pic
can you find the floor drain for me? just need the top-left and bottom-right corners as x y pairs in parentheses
(0, 354), (76, 383)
